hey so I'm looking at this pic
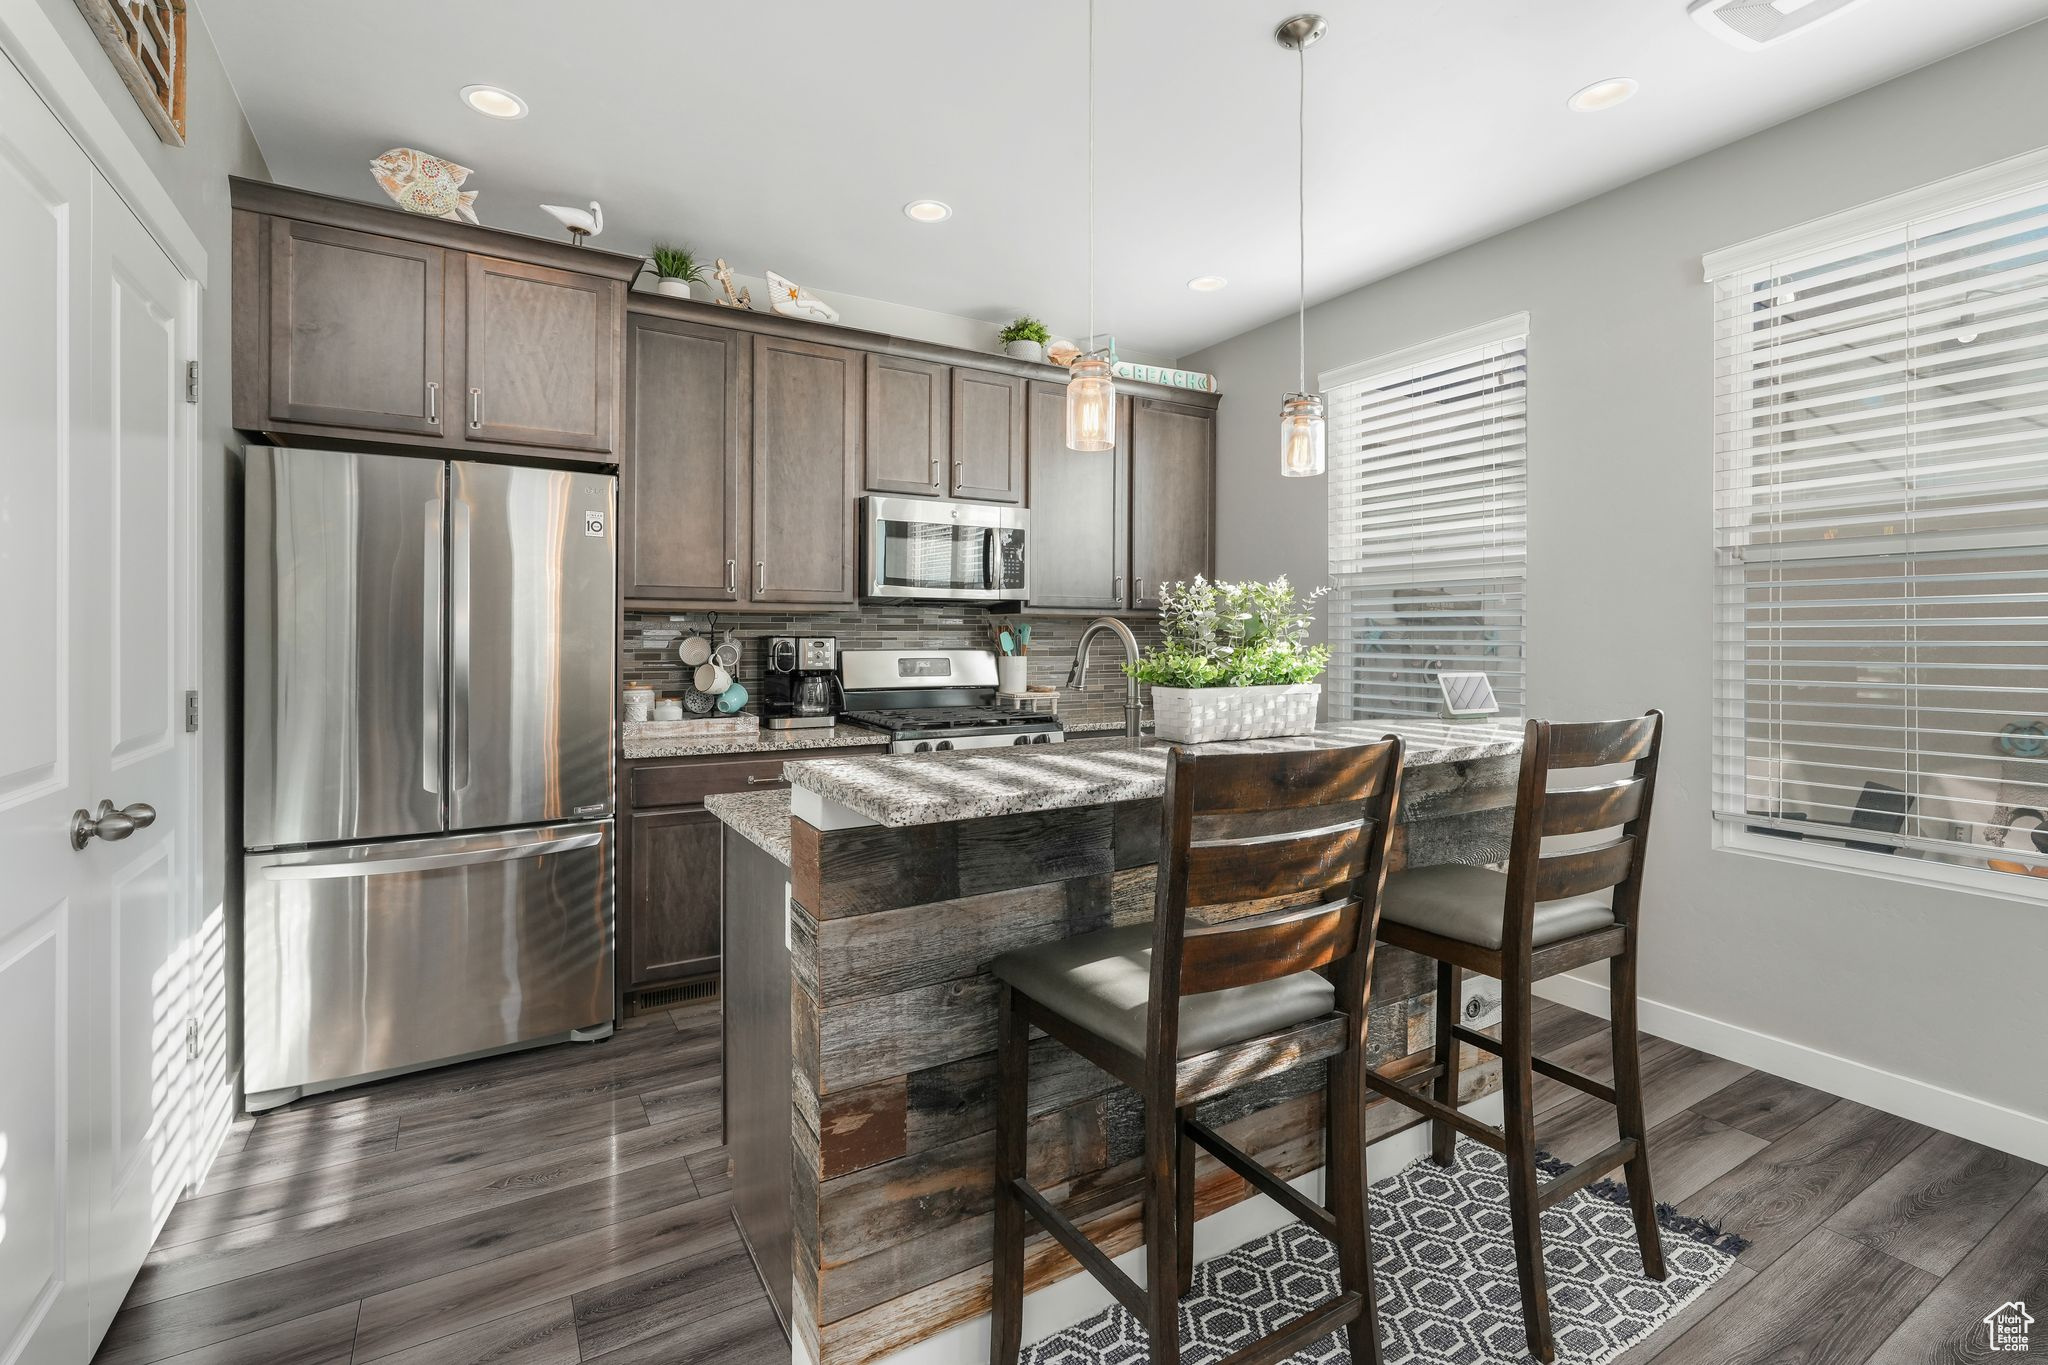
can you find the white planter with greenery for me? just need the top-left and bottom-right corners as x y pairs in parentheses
(649, 243), (706, 303)
(1150, 682), (1321, 744)
(1128, 576), (1330, 744)
(998, 315), (1051, 364)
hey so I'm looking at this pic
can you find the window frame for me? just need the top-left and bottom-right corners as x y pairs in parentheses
(1321, 313), (1531, 723)
(1706, 149), (2048, 895)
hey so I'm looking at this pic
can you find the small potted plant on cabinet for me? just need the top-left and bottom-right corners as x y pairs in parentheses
(1130, 576), (1330, 743)
(998, 315), (1052, 362)
(649, 243), (708, 300)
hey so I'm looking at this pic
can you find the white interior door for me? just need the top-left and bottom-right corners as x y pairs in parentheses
(0, 50), (200, 1364)
(0, 51), (102, 1365)
(81, 170), (197, 1346)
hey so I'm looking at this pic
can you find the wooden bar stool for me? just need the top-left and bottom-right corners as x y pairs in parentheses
(1365, 712), (1666, 1363)
(987, 738), (1406, 1365)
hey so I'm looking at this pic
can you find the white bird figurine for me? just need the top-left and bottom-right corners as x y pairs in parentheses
(541, 200), (603, 244)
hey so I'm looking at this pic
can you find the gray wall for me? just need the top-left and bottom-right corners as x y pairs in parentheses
(29, 0), (268, 1073)
(1186, 22), (2048, 1123)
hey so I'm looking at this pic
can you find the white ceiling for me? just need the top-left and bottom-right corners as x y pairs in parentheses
(201, 0), (2042, 359)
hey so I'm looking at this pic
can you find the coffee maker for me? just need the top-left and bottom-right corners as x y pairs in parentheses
(762, 636), (843, 730)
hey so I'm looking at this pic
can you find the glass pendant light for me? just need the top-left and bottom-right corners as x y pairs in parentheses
(1277, 14), (1327, 477)
(1066, 0), (1116, 451)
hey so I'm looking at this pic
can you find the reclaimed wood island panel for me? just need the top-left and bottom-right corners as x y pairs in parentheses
(728, 722), (1526, 1365)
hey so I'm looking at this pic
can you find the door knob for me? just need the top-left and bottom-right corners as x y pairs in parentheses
(71, 799), (156, 850)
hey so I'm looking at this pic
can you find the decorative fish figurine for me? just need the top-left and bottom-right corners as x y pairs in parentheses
(765, 270), (840, 324)
(370, 148), (480, 223)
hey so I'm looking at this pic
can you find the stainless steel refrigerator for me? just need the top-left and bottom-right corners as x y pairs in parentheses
(242, 446), (617, 1110)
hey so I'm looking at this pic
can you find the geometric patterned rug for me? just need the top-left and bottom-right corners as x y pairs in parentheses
(1021, 1140), (1747, 1364)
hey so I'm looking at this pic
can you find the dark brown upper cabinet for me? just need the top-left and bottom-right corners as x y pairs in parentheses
(463, 256), (621, 454)
(232, 180), (635, 463)
(864, 353), (947, 497)
(949, 369), (1026, 503)
(1025, 382), (1128, 611)
(623, 314), (747, 605)
(750, 334), (863, 604)
(1129, 397), (1216, 609)
(266, 218), (446, 438)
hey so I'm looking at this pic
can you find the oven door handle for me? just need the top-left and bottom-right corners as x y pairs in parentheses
(982, 527), (996, 591)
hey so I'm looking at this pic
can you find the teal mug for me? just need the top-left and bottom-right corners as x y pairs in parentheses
(717, 681), (749, 715)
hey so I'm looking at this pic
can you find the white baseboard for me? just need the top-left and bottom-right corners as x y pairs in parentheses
(1533, 974), (2048, 1165)
(822, 1094), (1507, 1365)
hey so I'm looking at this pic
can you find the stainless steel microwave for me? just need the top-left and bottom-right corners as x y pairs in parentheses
(861, 496), (1029, 602)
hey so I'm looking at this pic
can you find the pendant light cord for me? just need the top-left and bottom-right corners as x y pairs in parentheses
(1087, 0), (1097, 356)
(1296, 37), (1307, 395)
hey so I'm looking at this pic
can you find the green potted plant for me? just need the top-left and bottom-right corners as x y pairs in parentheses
(1128, 576), (1330, 743)
(649, 243), (708, 300)
(998, 315), (1052, 362)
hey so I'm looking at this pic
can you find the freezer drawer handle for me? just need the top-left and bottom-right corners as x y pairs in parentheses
(260, 830), (604, 881)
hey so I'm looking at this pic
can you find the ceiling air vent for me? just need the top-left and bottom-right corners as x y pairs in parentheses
(1688, 0), (1872, 49)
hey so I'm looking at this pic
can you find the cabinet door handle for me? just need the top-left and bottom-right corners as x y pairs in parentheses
(468, 388), (483, 431)
(426, 381), (440, 424)
(1134, 577), (1144, 603)
(1114, 574), (1123, 605)
(746, 775), (788, 786)
(755, 560), (765, 595)
(726, 559), (737, 595)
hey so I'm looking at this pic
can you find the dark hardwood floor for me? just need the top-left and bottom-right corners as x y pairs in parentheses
(96, 1000), (2044, 1364)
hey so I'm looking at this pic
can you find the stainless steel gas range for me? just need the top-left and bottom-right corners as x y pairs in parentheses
(838, 648), (1064, 753)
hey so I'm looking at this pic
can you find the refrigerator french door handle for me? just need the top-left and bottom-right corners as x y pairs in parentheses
(259, 830), (603, 880)
(421, 498), (442, 796)
(450, 496), (473, 792)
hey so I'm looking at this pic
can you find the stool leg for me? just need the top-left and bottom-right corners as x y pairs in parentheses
(1501, 981), (1556, 1363)
(1328, 1050), (1383, 1365)
(990, 987), (1027, 1365)
(1610, 950), (1667, 1280)
(1176, 1104), (1197, 1288)
(1432, 960), (1462, 1166)
(1143, 1090), (1183, 1357)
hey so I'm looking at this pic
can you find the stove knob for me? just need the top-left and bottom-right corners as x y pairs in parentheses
(935, 740), (954, 751)
(1013, 734), (1032, 746)
(913, 741), (932, 753)
(1032, 733), (1052, 744)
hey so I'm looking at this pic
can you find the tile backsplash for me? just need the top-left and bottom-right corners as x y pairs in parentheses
(622, 606), (1161, 730)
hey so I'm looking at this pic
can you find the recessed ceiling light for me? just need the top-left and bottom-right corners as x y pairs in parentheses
(903, 200), (953, 223)
(460, 85), (528, 119)
(1567, 77), (1639, 113)
(1187, 275), (1229, 292)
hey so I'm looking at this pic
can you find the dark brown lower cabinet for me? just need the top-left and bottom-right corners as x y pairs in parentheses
(620, 747), (884, 1009)
(626, 808), (724, 990)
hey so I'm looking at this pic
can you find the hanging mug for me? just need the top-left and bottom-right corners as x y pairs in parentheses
(716, 681), (749, 714)
(678, 633), (712, 667)
(695, 662), (732, 695)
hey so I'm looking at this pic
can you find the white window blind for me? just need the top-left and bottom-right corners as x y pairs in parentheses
(1324, 318), (1528, 720)
(1710, 166), (2048, 878)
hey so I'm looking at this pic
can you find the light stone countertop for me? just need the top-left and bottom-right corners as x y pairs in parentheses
(704, 790), (794, 866)
(784, 718), (1525, 829)
(622, 719), (891, 760)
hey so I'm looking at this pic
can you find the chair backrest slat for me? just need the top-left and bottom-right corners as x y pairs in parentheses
(1186, 745), (1395, 815)
(1530, 837), (1636, 901)
(1539, 777), (1647, 837)
(1181, 896), (1361, 996)
(1182, 817), (1367, 909)
(1544, 714), (1658, 769)
(1148, 737), (1404, 1061)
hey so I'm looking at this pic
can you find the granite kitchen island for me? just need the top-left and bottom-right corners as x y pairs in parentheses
(711, 721), (1525, 1365)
